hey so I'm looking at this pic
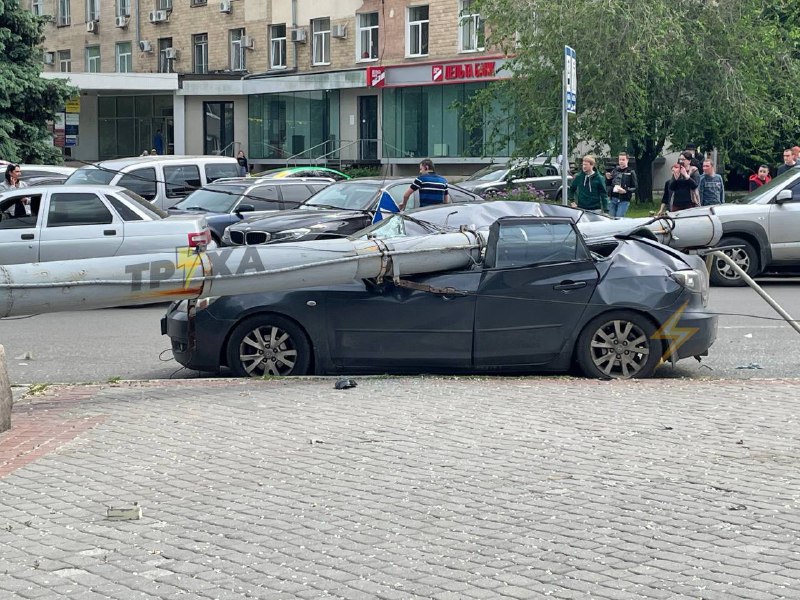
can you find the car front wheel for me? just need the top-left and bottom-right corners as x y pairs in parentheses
(226, 315), (311, 377)
(709, 236), (759, 287)
(576, 311), (662, 379)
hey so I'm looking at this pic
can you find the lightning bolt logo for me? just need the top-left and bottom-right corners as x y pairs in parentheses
(175, 247), (204, 290)
(652, 300), (699, 364)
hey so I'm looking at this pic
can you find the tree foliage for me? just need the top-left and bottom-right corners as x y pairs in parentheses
(469, 0), (800, 200)
(0, 0), (75, 163)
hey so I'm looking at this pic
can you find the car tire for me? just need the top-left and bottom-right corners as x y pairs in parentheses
(709, 236), (759, 287)
(226, 314), (311, 378)
(576, 311), (662, 379)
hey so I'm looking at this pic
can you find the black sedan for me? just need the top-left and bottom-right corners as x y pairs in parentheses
(164, 207), (717, 380)
(221, 178), (481, 246)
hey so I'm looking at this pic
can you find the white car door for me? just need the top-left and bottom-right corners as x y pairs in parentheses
(0, 191), (43, 264)
(767, 178), (800, 261)
(38, 191), (125, 261)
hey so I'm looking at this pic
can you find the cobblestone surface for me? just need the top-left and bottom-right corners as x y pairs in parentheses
(2, 377), (800, 599)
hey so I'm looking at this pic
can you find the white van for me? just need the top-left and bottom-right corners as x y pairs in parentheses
(64, 156), (241, 210)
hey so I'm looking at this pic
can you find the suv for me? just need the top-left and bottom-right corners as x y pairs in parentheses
(684, 165), (800, 286)
(458, 158), (569, 200)
(64, 156), (241, 210)
(169, 177), (333, 243)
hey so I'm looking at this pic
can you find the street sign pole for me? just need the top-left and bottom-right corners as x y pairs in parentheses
(562, 46), (576, 206)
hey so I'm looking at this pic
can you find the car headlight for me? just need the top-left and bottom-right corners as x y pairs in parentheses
(270, 228), (311, 242)
(671, 269), (709, 306)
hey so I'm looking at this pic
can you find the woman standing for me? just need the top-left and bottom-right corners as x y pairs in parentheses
(236, 150), (249, 177)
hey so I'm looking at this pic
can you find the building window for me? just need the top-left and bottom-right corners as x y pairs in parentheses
(190, 0), (206, 5)
(270, 24), (286, 69)
(58, 50), (71, 73)
(85, 0), (99, 22)
(193, 33), (208, 74)
(116, 0), (130, 17)
(115, 42), (132, 73)
(230, 28), (246, 71)
(85, 46), (100, 72)
(407, 6), (429, 57)
(311, 17), (330, 66)
(356, 12), (378, 61)
(157, 0), (172, 10)
(31, 0), (44, 16)
(158, 38), (173, 73)
(57, 0), (70, 25)
(458, 0), (484, 52)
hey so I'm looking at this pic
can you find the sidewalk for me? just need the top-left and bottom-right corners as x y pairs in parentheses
(2, 376), (799, 599)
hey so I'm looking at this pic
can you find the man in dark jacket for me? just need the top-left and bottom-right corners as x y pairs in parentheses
(777, 149), (798, 176)
(569, 155), (608, 213)
(608, 152), (638, 218)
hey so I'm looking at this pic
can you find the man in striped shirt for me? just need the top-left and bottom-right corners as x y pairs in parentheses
(401, 158), (450, 210)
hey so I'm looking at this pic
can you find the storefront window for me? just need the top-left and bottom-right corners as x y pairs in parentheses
(382, 84), (514, 159)
(97, 95), (174, 159)
(248, 90), (340, 160)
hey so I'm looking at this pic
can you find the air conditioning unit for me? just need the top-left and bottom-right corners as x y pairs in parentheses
(139, 39), (153, 52)
(331, 24), (347, 39)
(241, 35), (254, 49)
(115, 15), (128, 28)
(164, 47), (178, 59)
(219, 0), (231, 13)
(290, 28), (306, 43)
(86, 20), (98, 33)
(43, 51), (55, 65)
(148, 10), (168, 23)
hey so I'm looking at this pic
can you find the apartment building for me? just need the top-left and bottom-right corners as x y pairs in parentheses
(38, 0), (512, 173)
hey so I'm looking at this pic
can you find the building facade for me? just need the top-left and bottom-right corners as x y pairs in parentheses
(38, 0), (512, 174)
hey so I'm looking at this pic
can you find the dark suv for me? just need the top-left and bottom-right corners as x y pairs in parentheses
(168, 177), (332, 243)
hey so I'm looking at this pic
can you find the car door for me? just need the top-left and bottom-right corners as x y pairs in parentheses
(117, 168), (158, 203)
(325, 271), (480, 370)
(473, 218), (599, 367)
(767, 178), (800, 261)
(278, 183), (317, 209)
(0, 191), (43, 264)
(163, 164), (202, 209)
(39, 191), (124, 261)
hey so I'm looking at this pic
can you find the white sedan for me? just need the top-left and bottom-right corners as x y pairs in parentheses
(0, 185), (213, 265)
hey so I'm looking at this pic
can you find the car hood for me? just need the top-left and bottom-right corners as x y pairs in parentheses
(228, 207), (367, 232)
(457, 180), (492, 192)
(675, 203), (771, 219)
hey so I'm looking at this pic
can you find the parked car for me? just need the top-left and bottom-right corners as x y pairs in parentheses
(251, 166), (350, 181)
(678, 165), (800, 286)
(168, 177), (333, 244)
(25, 175), (70, 187)
(222, 177), (482, 246)
(0, 185), (212, 265)
(163, 206), (716, 379)
(64, 156), (241, 210)
(458, 158), (570, 200)
(19, 164), (76, 181)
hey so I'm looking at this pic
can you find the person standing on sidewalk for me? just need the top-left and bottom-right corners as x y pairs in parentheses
(697, 159), (725, 206)
(569, 155), (608, 214)
(401, 159), (449, 210)
(608, 152), (638, 218)
(748, 165), (772, 191)
(777, 149), (798, 176)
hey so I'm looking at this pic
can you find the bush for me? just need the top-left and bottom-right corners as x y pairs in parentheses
(480, 185), (548, 202)
(341, 166), (381, 178)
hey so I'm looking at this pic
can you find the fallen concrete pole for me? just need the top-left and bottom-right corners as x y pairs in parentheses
(0, 233), (481, 318)
(0, 346), (10, 433)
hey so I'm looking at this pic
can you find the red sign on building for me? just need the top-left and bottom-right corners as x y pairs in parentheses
(432, 65), (444, 82)
(438, 61), (496, 82)
(366, 66), (386, 88)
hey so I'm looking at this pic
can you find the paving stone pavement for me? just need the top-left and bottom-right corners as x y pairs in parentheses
(2, 376), (800, 600)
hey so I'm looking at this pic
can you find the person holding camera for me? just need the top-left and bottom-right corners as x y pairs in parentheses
(657, 154), (699, 215)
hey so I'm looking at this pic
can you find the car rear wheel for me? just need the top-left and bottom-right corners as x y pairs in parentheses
(709, 236), (758, 287)
(226, 315), (311, 377)
(576, 311), (662, 379)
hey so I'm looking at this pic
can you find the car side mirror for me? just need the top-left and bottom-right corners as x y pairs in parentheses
(774, 189), (793, 204)
(237, 204), (255, 213)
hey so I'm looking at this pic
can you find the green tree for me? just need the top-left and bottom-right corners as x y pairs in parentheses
(0, 0), (75, 164)
(468, 0), (800, 201)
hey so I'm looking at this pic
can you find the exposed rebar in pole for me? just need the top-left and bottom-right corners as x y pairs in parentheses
(711, 250), (800, 336)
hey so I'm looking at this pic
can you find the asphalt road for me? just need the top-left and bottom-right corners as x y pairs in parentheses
(1, 280), (799, 385)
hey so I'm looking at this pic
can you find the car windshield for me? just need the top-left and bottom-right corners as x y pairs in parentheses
(172, 184), (248, 212)
(302, 182), (379, 210)
(118, 189), (168, 218)
(746, 167), (800, 204)
(465, 165), (509, 182)
(65, 166), (115, 185)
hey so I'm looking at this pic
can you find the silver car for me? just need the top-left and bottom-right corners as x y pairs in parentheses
(679, 166), (800, 285)
(0, 185), (212, 265)
(458, 158), (570, 200)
